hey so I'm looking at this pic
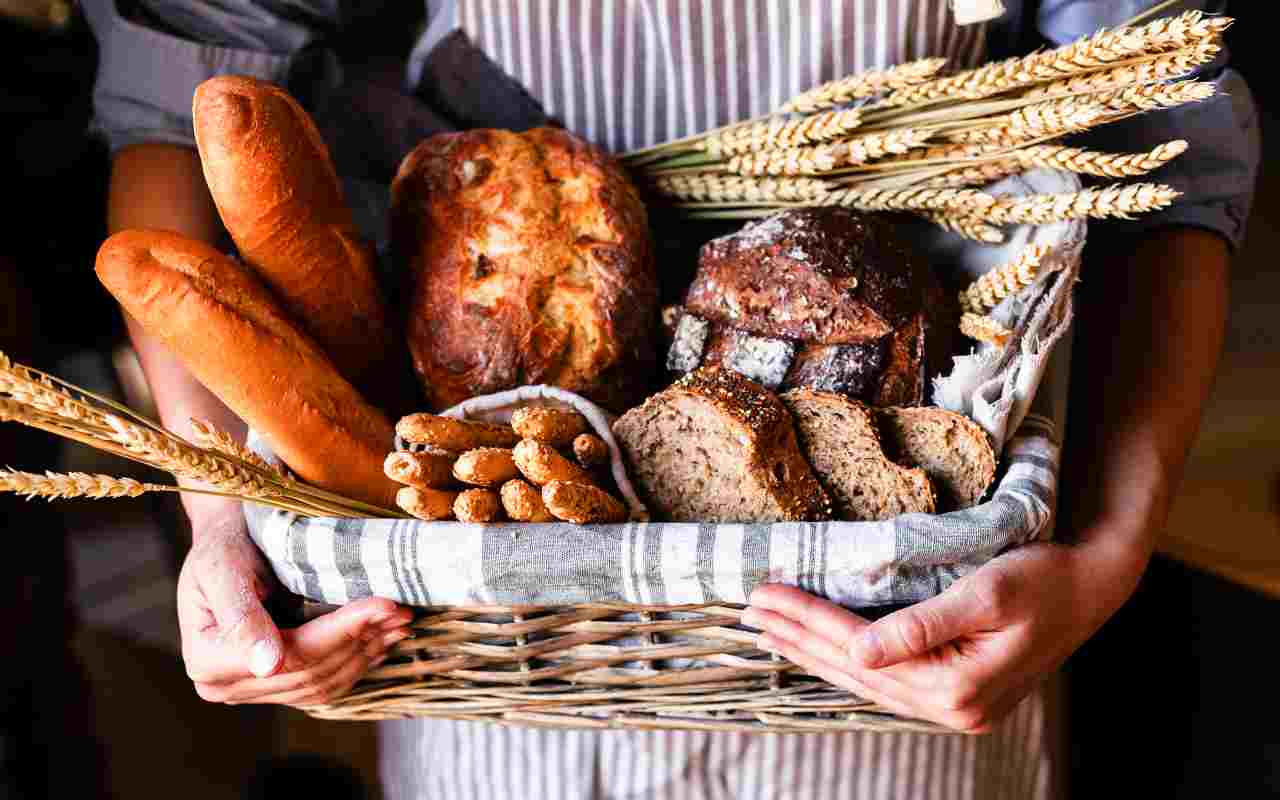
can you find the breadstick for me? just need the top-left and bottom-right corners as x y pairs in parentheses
(384, 450), (456, 489)
(500, 479), (555, 522)
(452, 448), (519, 487)
(512, 439), (596, 486)
(510, 406), (589, 446)
(454, 488), (503, 523)
(542, 481), (628, 524)
(572, 433), (610, 468)
(396, 414), (519, 452)
(396, 486), (458, 521)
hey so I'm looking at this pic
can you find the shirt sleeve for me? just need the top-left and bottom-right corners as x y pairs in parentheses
(80, 0), (342, 153)
(1034, 1), (1261, 251)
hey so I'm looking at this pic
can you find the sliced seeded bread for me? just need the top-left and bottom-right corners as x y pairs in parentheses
(780, 389), (936, 521)
(612, 367), (832, 523)
(874, 406), (996, 510)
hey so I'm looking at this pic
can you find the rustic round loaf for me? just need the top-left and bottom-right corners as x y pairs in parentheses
(391, 128), (658, 412)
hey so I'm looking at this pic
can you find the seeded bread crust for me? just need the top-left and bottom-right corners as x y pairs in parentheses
(613, 367), (832, 523)
(781, 388), (936, 521)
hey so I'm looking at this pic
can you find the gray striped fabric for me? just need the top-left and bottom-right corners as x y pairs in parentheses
(244, 413), (1058, 609)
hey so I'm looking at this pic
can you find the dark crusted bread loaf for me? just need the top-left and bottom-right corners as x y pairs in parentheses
(874, 406), (996, 510)
(391, 127), (658, 412)
(671, 209), (953, 406)
(780, 389), (935, 521)
(612, 367), (832, 523)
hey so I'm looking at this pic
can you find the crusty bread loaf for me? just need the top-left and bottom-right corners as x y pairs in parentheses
(96, 229), (399, 509)
(668, 209), (952, 406)
(780, 389), (935, 521)
(613, 367), (831, 523)
(192, 76), (409, 412)
(391, 127), (659, 412)
(874, 406), (996, 510)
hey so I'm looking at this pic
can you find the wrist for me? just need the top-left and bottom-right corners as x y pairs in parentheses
(185, 498), (247, 543)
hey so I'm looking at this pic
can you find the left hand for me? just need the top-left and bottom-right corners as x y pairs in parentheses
(742, 537), (1149, 733)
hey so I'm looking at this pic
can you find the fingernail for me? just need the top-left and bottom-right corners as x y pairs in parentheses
(740, 609), (762, 629)
(849, 631), (883, 668)
(370, 654), (388, 669)
(249, 639), (280, 678)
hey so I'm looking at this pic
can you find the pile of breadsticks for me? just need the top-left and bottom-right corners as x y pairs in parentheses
(386, 406), (628, 525)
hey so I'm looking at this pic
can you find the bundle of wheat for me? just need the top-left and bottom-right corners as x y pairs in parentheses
(0, 351), (398, 517)
(627, 9), (1230, 245)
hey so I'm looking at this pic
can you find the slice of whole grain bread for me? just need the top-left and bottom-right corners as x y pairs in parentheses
(780, 389), (936, 521)
(874, 406), (996, 510)
(612, 367), (832, 523)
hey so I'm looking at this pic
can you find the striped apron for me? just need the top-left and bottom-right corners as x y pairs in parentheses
(381, 2), (1055, 798)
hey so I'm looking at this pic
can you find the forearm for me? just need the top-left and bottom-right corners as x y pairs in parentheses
(108, 143), (244, 534)
(1062, 226), (1230, 574)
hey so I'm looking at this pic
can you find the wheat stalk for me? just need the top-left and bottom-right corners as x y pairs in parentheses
(700, 109), (863, 157)
(1024, 40), (1220, 99)
(728, 129), (931, 176)
(923, 160), (1025, 189)
(0, 352), (112, 430)
(819, 186), (995, 212)
(188, 418), (290, 481)
(960, 245), (1049, 313)
(0, 469), (154, 500)
(970, 182), (1180, 224)
(942, 96), (1107, 144)
(781, 57), (946, 113)
(1091, 80), (1216, 114)
(919, 212), (1007, 243)
(882, 11), (1224, 108)
(1015, 140), (1187, 177)
(959, 313), (1013, 346)
(653, 173), (832, 202)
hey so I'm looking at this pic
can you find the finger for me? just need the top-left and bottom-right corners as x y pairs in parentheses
(195, 636), (365, 703)
(746, 585), (872, 649)
(846, 578), (1003, 669)
(186, 570), (284, 682)
(240, 648), (378, 707)
(756, 632), (926, 724)
(285, 597), (405, 664)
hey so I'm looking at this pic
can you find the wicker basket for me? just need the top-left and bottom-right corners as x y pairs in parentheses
(249, 172), (1082, 733)
(300, 602), (951, 734)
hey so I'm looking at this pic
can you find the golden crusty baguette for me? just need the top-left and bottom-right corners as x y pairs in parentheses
(192, 75), (410, 412)
(510, 406), (589, 446)
(512, 439), (596, 486)
(542, 481), (627, 524)
(396, 414), (520, 452)
(452, 448), (519, 487)
(499, 479), (555, 522)
(384, 450), (456, 490)
(96, 229), (399, 509)
(397, 486), (458, 521)
(454, 488), (502, 522)
(572, 433), (610, 468)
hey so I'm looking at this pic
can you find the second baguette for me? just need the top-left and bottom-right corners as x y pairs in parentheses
(96, 229), (399, 509)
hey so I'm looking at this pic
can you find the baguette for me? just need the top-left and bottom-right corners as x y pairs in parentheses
(192, 76), (409, 412)
(396, 414), (520, 452)
(96, 229), (399, 509)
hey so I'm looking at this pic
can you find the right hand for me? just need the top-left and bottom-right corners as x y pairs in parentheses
(177, 515), (413, 706)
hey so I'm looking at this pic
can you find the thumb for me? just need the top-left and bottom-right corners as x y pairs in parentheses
(849, 579), (992, 669)
(199, 569), (285, 680)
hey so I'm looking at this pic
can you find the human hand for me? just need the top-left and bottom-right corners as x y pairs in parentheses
(742, 537), (1149, 732)
(177, 516), (414, 706)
